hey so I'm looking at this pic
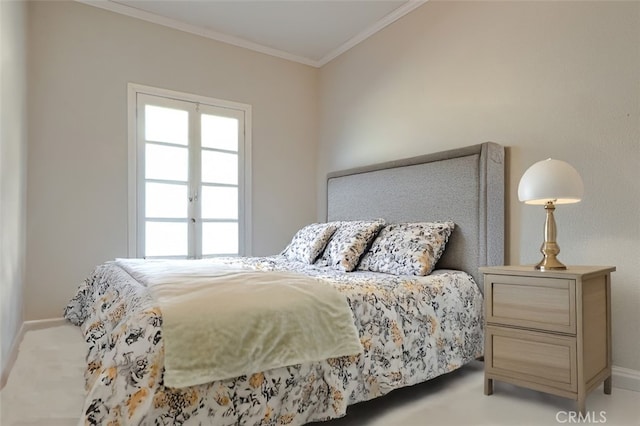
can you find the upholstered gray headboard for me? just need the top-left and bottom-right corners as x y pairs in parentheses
(326, 142), (505, 288)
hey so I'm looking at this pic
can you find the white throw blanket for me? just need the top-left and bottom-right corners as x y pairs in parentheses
(115, 259), (363, 388)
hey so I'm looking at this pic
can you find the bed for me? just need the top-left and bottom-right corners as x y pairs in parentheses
(64, 142), (504, 425)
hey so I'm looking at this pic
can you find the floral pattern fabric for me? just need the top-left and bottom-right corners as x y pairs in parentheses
(281, 222), (339, 263)
(64, 256), (483, 426)
(315, 219), (385, 272)
(358, 221), (455, 276)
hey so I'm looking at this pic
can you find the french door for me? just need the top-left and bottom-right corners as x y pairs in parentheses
(131, 88), (250, 258)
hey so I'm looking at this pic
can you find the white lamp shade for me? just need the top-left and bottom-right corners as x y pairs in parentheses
(518, 158), (584, 205)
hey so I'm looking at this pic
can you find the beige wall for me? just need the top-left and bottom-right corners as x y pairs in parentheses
(318, 1), (639, 371)
(0, 0), (28, 380)
(26, 1), (318, 320)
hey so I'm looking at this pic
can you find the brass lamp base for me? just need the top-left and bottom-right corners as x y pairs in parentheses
(535, 246), (567, 271)
(535, 201), (567, 271)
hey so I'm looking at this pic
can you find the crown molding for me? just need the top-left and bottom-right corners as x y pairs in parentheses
(76, 0), (319, 67)
(76, 0), (427, 68)
(317, 0), (427, 67)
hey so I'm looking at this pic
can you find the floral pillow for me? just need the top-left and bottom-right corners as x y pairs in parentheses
(358, 221), (455, 276)
(281, 222), (339, 264)
(315, 219), (385, 272)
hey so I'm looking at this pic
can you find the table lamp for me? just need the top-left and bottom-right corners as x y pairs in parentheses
(517, 158), (584, 270)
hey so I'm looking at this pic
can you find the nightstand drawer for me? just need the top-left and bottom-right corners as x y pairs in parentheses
(485, 274), (576, 334)
(486, 326), (577, 392)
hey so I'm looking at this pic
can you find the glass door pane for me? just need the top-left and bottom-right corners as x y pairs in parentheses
(145, 221), (188, 257)
(145, 182), (188, 218)
(201, 151), (238, 184)
(145, 105), (188, 145)
(202, 114), (238, 151)
(201, 186), (237, 219)
(145, 144), (189, 182)
(202, 222), (238, 255)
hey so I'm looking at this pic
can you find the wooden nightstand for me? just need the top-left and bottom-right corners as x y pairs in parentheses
(480, 265), (615, 414)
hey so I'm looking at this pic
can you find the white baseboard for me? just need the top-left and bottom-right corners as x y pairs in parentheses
(0, 318), (68, 390)
(612, 365), (640, 392)
(22, 317), (68, 331)
(0, 322), (25, 390)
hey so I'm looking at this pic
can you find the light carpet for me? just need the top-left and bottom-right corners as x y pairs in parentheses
(1, 324), (639, 425)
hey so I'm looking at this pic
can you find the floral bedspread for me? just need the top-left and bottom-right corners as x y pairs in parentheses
(64, 256), (484, 425)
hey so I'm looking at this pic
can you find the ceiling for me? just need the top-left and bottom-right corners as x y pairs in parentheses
(79, 0), (426, 67)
